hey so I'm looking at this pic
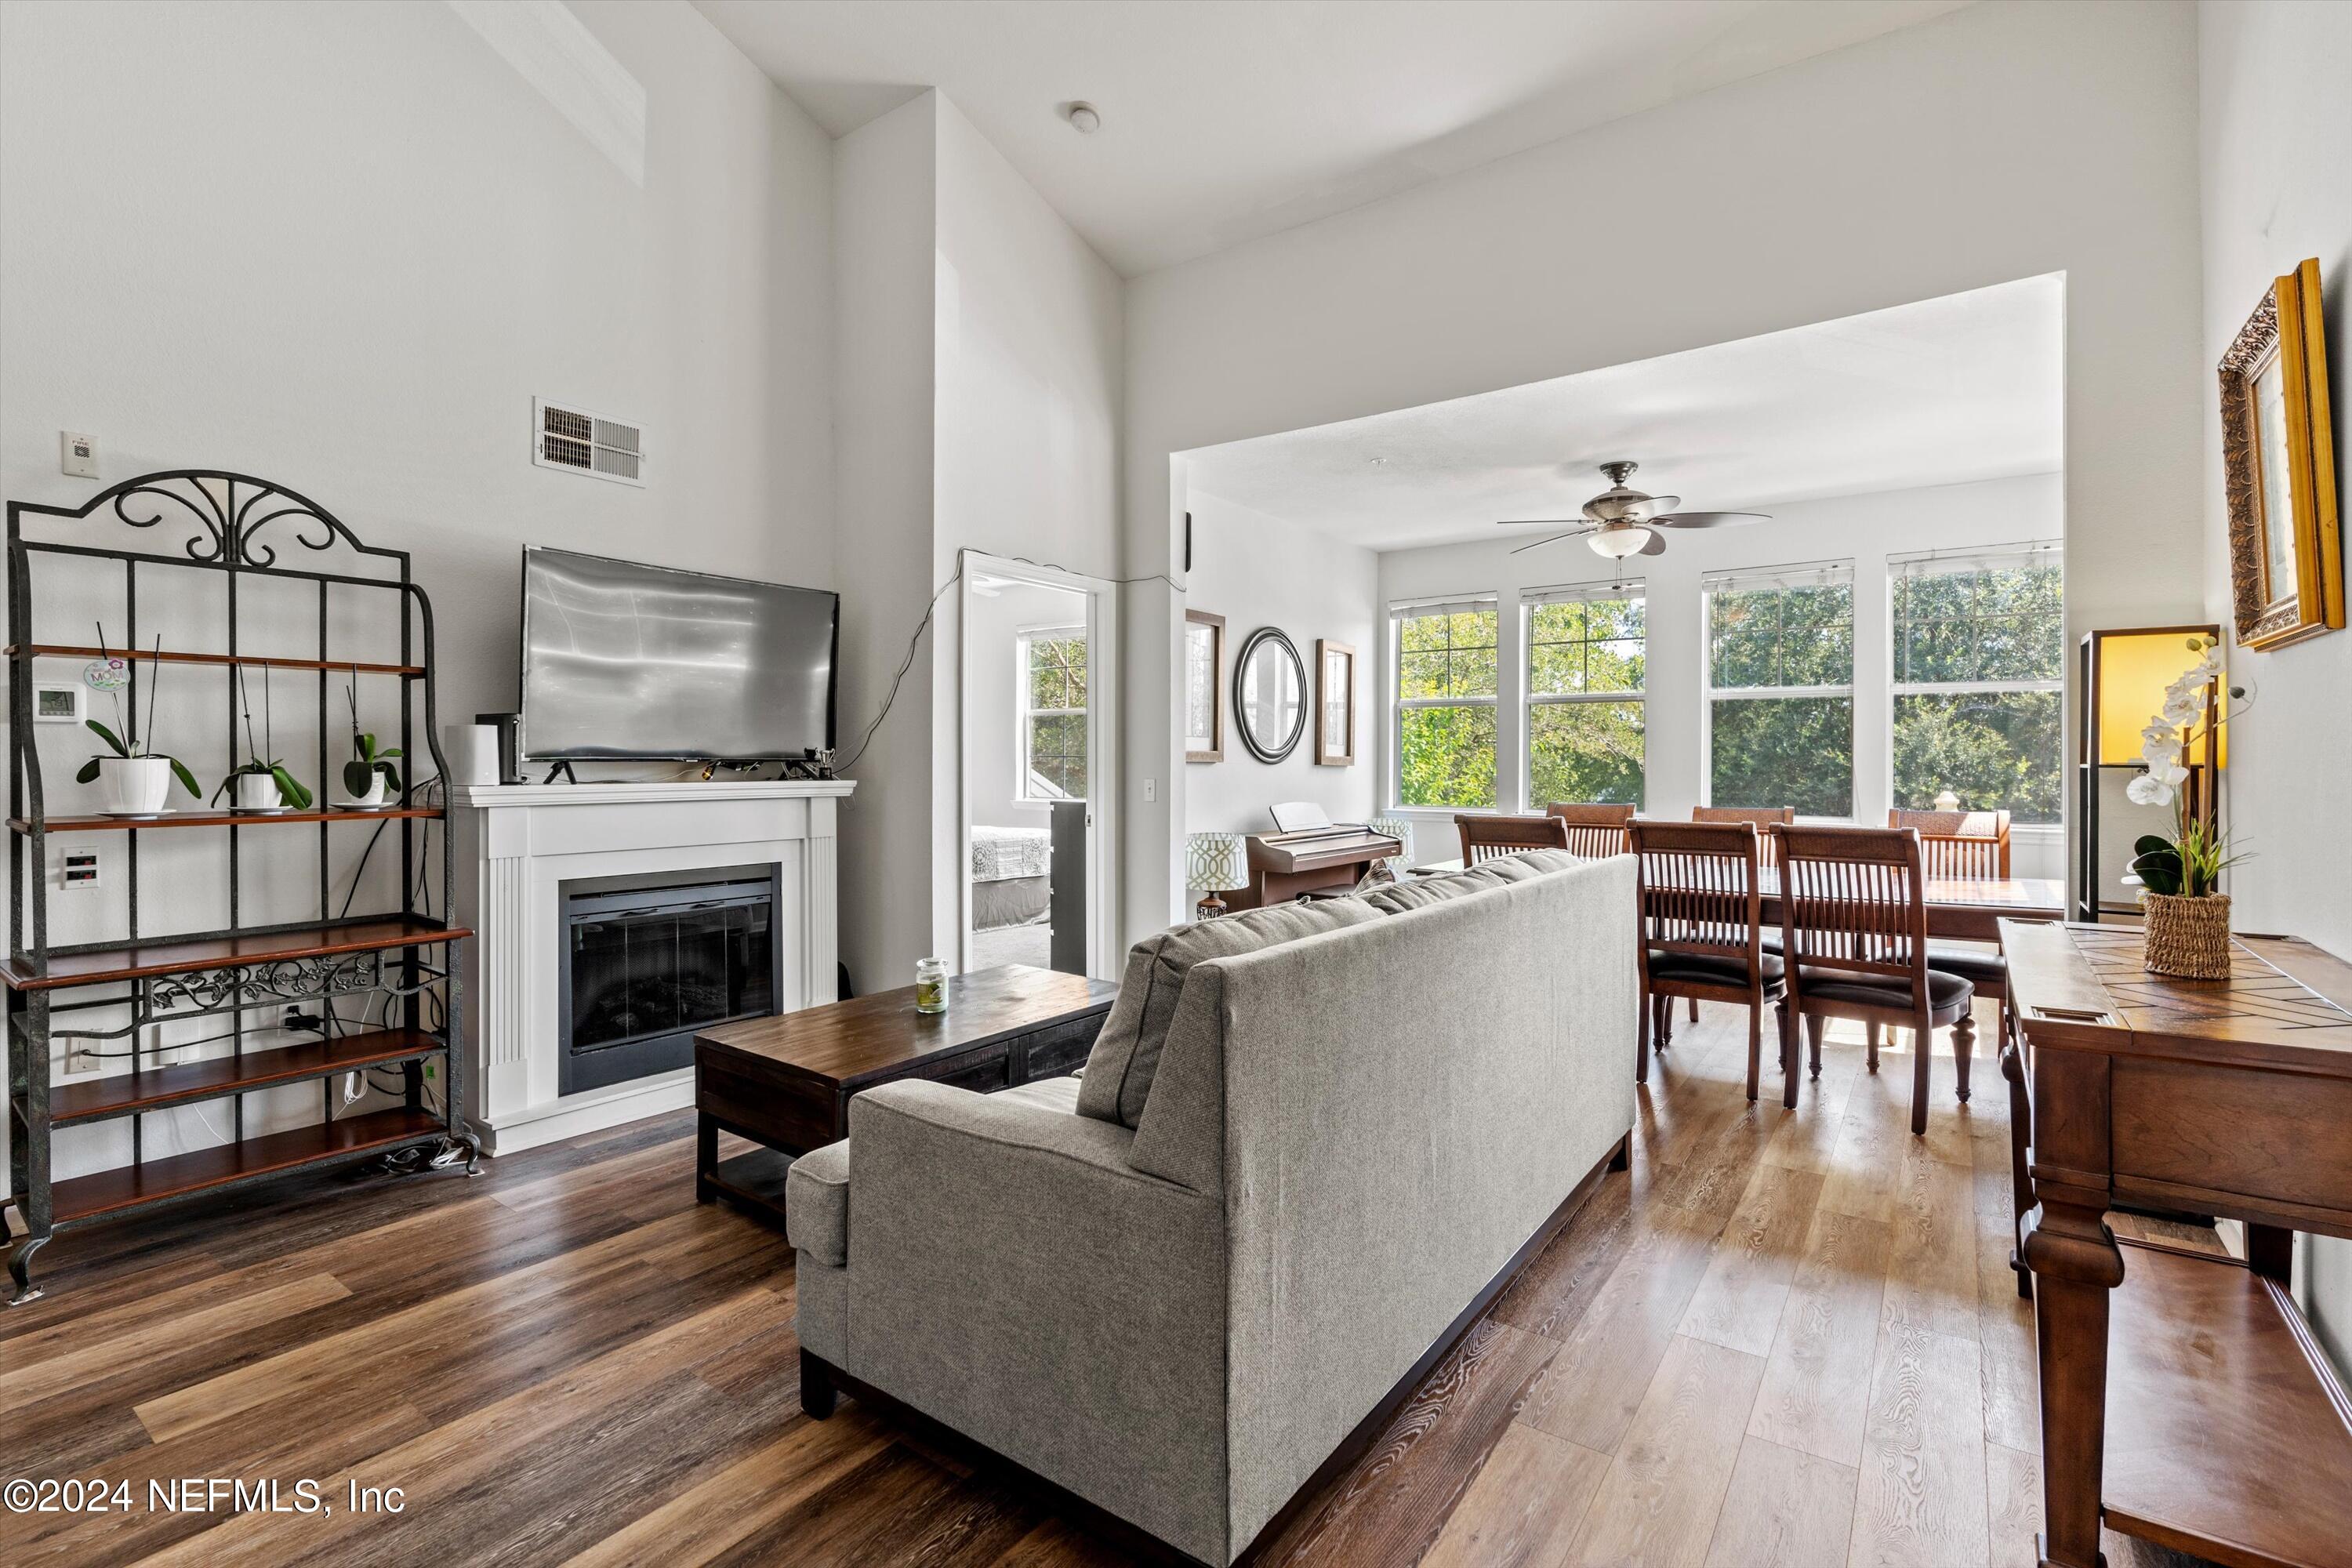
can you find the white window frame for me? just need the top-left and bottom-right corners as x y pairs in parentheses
(1015, 624), (1087, 804)
(1388, 594), (1501, 814)
(1521, 579), (1647, 811)
(1886, 540), (2066, 824)
(1700, 560), (1857, 820)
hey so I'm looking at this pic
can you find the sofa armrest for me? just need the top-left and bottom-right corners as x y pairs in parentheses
(837, 1079), (1229, 1565)
(785, 1138), (849, 1265)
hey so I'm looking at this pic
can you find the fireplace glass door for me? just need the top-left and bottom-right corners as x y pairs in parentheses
(560, 869), (777, 1094)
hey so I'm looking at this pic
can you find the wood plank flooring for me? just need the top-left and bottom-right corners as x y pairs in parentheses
(2, 1002), (2234, 1567)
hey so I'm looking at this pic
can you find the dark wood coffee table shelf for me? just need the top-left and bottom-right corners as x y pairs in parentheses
(695, 964), (1116, 1228)
(2, 916), (470, 992)
(10, 808), (441, 834)
(45, 1028), (446, 1127)
(46, 1106), (445, 1225)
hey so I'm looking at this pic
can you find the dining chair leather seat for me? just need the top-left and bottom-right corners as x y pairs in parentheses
(1922, 942), (2007, 986)
(1648, 949), (1784, 986)
(1797, 967), (1973, 1011)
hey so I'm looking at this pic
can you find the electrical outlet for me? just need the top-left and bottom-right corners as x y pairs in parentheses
(60, 848), (100, 889)
(60, 430), (97, 478)
(66, 1046), (100, 1074)
(1144, 778), (1157, 804)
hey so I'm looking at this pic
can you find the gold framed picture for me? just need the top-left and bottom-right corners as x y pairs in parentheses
(2219, 257), (2342, 651)
(1184, 608), (1225, 762)
(1315, 639), (1356, 767)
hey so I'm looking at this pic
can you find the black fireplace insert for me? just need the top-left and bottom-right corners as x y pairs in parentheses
(557, 864), (780, 1096)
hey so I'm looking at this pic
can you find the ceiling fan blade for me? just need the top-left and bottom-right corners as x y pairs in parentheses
(1508, 529), (1585, 556)
(1653, 510), (1769, 529)
(1497, 517), (1582, 528)
(1618, 495), (1680, 522)
(1637, 530), (1669, 556)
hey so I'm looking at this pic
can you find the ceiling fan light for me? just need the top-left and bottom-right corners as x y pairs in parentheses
(1589, 525), (1652, 559)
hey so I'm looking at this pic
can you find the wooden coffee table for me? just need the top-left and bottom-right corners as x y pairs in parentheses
(692, 964), (1117, 1227)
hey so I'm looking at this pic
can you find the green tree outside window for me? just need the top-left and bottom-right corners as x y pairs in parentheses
(1395, 604), (1498, 808)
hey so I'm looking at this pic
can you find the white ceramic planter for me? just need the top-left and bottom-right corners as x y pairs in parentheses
(234, 771), (286, 811)
(99, 756), (172, 815)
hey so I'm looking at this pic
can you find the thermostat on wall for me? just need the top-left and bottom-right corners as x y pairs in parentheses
(34, 683), (82, 723)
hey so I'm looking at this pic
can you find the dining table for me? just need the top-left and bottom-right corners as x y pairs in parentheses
(1405, 857), (2065, 941)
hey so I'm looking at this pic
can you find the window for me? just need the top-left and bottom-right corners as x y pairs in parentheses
(1524, 584), (1645, 808)
(1019, 627), (1087, 800)
(1392, 598), (1499, 808)
(1889, 543), (2064, 823)
(1704, 562), (1855, 818)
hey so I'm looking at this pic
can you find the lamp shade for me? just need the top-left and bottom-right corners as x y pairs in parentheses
(1185, 831), (1243, 892)
(1367, 817), (1413, 859)
(2092, 630), (2227, 767)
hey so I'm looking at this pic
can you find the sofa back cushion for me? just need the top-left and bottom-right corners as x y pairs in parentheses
(1360, 848), (1583, 913)
(1077, 896), (1383, 1128)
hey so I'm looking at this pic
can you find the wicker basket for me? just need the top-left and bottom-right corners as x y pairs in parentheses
(2142, 891), (2233, 979)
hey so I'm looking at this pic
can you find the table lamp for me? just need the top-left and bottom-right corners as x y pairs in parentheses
(1367, 817), (1413, 860)
(1185, 831), (1243, 920)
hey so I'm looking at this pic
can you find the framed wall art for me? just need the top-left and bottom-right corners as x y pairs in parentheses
(1316, 638), (1356, 767)
(1184, 608), (1225, 761)
(2220, 257), (2342, 651)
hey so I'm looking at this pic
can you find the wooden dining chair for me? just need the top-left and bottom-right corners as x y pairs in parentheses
(1456, 812), (1570, 864)
(1770, 824), (1977, 1134)
(1630, 821), (1784, 1101)
(1544, 802), (1635, 858)
(1889, 808), (2011, 878)
(1883, 808), (2013, 1071)
(1672, 807), (1796, 1026)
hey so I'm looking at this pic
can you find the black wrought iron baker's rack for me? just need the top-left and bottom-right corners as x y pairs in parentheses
(4, 471), (475, 1305)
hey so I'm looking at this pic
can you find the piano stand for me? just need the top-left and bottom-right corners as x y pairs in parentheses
(1225, 828), (1404, 911)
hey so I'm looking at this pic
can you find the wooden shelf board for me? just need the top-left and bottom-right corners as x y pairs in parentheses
(2102, 1241), (2352, 1568)
(3, 917), (470, 993)
(43, 1029), (446, 1126)
(49, 1108), (445, 1225)
(6, 643), (422, 676)
(12, 808), (440, 835)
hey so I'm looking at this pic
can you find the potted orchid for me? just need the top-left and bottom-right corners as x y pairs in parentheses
(2125, 634), (2248, 978)
(74, 629), (200, 816)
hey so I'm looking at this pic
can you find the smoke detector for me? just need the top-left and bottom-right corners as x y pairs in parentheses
(1063, 101), (1101, 134)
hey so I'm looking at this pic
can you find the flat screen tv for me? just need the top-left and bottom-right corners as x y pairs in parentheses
(519, 547), (838, 761)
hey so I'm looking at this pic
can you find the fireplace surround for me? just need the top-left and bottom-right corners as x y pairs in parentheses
(456, 779), (852, 1155)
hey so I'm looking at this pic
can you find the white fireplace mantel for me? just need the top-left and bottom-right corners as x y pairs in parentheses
(454, 779), (855, 1156)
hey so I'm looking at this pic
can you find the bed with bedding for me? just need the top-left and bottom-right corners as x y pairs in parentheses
(971, 825), (1052, 931)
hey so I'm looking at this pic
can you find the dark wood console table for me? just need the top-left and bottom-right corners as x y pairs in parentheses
(2002, 920), (2352, 1568)
(692, 964), (1115, 1226)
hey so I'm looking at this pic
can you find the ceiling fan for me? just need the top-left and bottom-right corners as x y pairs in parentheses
(1497, 461), (1769, 558)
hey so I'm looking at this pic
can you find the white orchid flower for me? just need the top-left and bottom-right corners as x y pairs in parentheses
(2161, 693), (2199, 725)
(2140, 721), (2179, 749)
(2150, 760), (2188, 786)
(2127, 773), (2176, 806)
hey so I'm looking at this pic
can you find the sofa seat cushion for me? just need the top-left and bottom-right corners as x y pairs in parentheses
(1647, 949), (1784, 986)
(785, 1139), (851, 1266)
(1924, 942), (2008, 986)
(1077, 896), (1384, 1128)
(1795, 966), (1973, 1011)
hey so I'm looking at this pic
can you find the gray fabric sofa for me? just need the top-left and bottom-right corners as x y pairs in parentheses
(787, 850), (1637, 1565)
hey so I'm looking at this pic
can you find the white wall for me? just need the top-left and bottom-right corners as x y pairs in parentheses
(830, 92), (940, 995)
(0, 0), (836, 1189)
(1123, 0), (2206, 935)
(1373, 475), (2065, 877)
(831, 91), (1123, 986)
(2197, 0), (2352, 1376)
(1182, 492), (1380, 838)
(964, 581), (1088, 831)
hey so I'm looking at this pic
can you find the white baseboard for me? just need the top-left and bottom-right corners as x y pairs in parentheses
(468, 1066), (696, 1157)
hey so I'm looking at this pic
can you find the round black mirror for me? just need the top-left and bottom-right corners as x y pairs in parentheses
(1233, 627), (1306, 763)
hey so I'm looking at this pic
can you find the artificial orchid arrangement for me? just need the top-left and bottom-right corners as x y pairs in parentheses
(2125, 634), (2248, 898)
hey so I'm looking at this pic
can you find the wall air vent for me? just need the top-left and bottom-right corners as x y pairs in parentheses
(533, 398), (645, 486)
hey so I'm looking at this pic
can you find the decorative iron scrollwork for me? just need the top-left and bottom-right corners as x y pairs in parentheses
(91, 473), (387, 571)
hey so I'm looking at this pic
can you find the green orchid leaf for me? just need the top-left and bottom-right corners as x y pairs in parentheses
(344, 759), (373, 798)
(382, 761), (403, 795)
(85, 719), (127, 757)
(273, 765), (313, 811)
(379, 746), (402, 760)
(169, 758), (201, 800)
(2130, 846), (2183, 896)
(2133, 834), (2173, 858)
(75, 758), (100, 785)
(356, 732), (376, 760)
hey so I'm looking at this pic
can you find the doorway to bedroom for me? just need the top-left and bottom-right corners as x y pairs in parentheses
(958, 555), (1116, 978)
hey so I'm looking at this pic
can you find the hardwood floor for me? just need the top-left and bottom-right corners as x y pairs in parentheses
(4, 1003), (2233, 1567)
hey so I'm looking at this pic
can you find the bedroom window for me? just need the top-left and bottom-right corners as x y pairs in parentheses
(1889, 543), (2063, 823)
(1019, 627), (1087, 801)
(1703, 561), (1855, 818)
(1524, 583), (1645, 809)
(1392, 597), (1499, 809)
